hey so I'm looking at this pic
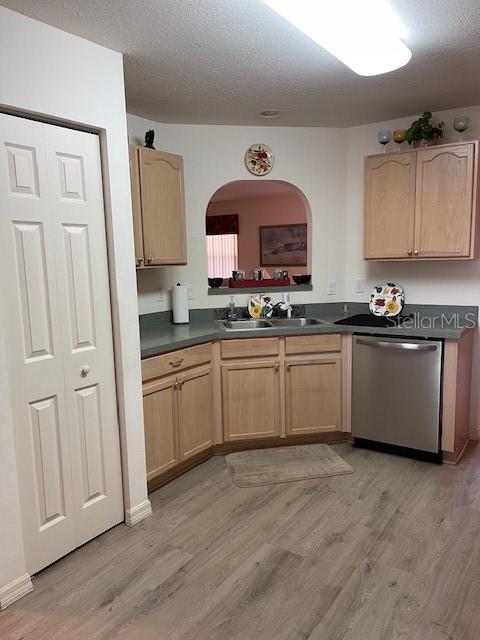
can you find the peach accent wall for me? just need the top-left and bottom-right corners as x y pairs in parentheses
(207, 193), (308, 277)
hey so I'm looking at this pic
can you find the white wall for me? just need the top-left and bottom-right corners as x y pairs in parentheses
(0, 6), (150, 602)
(128, 115), (348, 314)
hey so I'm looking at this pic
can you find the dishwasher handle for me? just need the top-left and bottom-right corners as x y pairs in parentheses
(356, 338), (438, 352)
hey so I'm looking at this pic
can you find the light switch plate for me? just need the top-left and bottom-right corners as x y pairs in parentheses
(157, 289), (167, 303)
(354, 278), (365, 294)
(327, 279), (336, 296)
(187, 285), (194, 300)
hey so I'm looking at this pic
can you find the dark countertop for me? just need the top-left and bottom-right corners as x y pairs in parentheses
(139, 304), (477, 359)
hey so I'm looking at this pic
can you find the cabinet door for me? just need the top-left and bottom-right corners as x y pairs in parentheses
(414, 144), (475, 258)
(177, 366), (213, 460)
(129, 145), (144, 267)
(364, 153), (416, 259)
(222, 360), (281, 440)
(138, 148), (187, 265)
(285, 356), (342, 435)
(143, 377), (179, 481)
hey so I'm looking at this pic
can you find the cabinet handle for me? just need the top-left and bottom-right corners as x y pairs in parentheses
(136, 257), (144, 267)
(274, 362), (280, 371)
(178, 379), (183, 389)
(286, 363), (291, 370)
(407, 250), (412, 256)
(414, 250), (419, 256)
(81, 365), (90, 377)
(170, 358), (184, 368)
(145, 256), (153, 265)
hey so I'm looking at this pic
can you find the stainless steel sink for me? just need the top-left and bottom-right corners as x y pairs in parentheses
(216, 317), (328, 331)
(217, 319), (273, 330)
(270, 317), (327, 327)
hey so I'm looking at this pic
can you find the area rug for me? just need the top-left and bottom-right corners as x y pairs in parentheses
(225, 444), (353, 487)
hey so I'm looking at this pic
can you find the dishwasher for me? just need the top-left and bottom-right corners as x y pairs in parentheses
(352, 335), (443, 463)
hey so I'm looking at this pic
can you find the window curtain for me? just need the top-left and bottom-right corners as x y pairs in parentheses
(206, 214), (239, 235)
(206, 234), (238, 278)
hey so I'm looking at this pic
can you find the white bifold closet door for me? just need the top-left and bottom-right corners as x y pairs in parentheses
(0, 113), (123, 574)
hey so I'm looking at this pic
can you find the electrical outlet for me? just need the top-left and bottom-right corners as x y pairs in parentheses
(327, 279), (336, 296)
(354, 278), (365, 294)
(156, 289), (166, 303)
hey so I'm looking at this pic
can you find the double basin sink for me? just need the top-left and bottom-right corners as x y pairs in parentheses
(217, 317), (328, 331)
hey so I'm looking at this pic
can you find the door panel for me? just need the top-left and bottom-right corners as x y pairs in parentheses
(0, 114), (123, 573)
(75, 384), (107, 505)
(29, 395), (66, 529)
(43, 124), (123, 547)
(62, 224), (96, 351)
(143, 378), (179, 480)
(414, 144), (474, 257)
(364, 153), (416, 259)
(178, 366), (213, 459)
(222, 360), (281, 440)
(13, 221), (54, 360)
(0, 114), (76, 572)
(286, 357), (342, 435)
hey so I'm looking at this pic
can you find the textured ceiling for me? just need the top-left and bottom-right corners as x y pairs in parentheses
(2, 0), (480, 126)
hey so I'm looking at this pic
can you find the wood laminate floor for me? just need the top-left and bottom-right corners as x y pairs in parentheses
(2, 443), (480, 640)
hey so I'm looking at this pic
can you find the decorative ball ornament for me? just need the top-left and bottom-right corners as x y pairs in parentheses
(245, 143), (274, 176)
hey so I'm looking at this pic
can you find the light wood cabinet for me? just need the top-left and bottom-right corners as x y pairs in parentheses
(414, 144), (475, 257)
(177, 366), (213, 458)
(129, 145), (187, 267)
(285, 355), (342, 435)
(143, 376), (179, 481)
(142, 363), (213, 484)
(222, 360), (281, 441)
(364, 141), (478, 260)
(364, 152), (416, 259)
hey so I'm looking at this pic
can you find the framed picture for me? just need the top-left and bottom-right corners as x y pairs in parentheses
(260, 224), (307, 267)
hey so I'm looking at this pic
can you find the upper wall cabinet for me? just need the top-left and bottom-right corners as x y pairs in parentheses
(129, 145), (187, 267)
(364, 141), (478, 260)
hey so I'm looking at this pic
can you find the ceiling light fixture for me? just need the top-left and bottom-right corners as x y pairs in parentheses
(261, 0), (412, 76)
(258, 109), (281, 118)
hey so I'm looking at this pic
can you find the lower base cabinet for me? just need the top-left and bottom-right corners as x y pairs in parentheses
(143, 365), (213, 483)
(285, 355), (342, 435)
(221, 359), (281, 440)
(177, 365), (213, 458)
(142, 335), (347, 489)
(143, 376), (179, 481)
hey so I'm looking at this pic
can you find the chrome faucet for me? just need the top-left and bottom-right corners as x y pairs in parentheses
(227, 295), (237, 321)
(271, 293), (293, 318)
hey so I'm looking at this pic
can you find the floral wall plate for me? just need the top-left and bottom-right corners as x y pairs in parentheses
(369, 283), (405, 317)
(248, 294), (267, 318)
(245, 143), (274, 176)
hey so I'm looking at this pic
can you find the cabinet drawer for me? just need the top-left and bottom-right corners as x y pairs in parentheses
(221, 337), (279, 359)
(285, 334), (342, 354)
(142, 343), (212, 381)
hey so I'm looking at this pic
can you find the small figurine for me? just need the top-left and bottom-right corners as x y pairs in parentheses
(144, 129), (155, 149)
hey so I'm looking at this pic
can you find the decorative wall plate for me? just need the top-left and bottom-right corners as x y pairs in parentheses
(248, 294), (267, 318)
(369, 283), (405, 317)
(245, 143), (274, 176)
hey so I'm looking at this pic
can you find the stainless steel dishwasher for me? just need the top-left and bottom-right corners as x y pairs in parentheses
(352, 335), (443, 463)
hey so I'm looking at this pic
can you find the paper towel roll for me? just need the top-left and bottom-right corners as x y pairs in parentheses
(172, 284), (189, 324)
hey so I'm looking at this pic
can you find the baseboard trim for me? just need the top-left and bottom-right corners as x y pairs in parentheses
(125, 499), (152, 527)
(0, 573), (33, 609)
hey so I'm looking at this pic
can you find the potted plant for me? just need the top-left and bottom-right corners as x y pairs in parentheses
(405, 112), (445, 147)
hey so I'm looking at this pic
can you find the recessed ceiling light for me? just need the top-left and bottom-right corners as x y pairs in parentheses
(258, 109), (281, 118)
(261, 0), (412, 76)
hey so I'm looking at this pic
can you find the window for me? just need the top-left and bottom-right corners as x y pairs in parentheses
(206, 233), (238, 278)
